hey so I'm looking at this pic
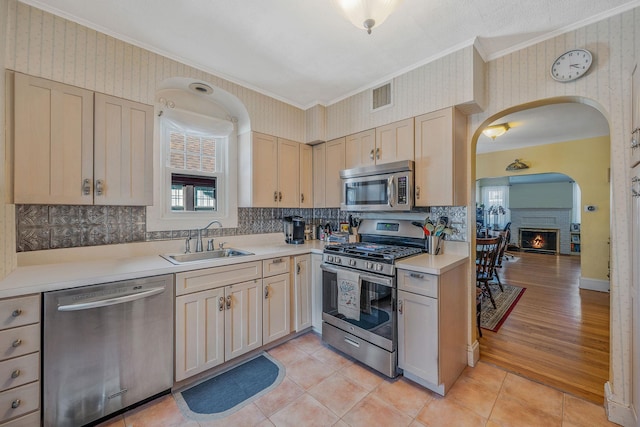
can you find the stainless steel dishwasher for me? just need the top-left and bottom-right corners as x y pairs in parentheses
(43, 274), (174, 427)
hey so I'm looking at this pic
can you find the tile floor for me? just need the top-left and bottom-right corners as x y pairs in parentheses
(97, 332), (617, 427)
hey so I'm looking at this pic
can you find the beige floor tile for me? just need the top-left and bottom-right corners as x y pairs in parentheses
(307, 372), (370, 417)
(490, 374), (563, 427)
(197, 402), (267, 427)
(562, 394), (617, 426)
(286, 355), (335, 389)
(256, 419), (276, 427)
(311, 346), (353, 371)
(268, 341), (308, 367)
(371, 377), (434, 417)
(409, 420), (427, 427)
(123, 395), (197, 427)
(290, 332), (326, 354)
(445, 374), (501, 418)
(95, 415), (126, 427)
(254, 377), (305, 417)
(461, 361), (508, 393)
(269, 394), (339, 427)
(416, 397), (487, 427)
(338, 362), (386, 391)
(333, 421), (350, 427)
(341, 394), (413, 427)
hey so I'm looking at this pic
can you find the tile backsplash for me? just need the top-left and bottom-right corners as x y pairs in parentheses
(16, 205), (467, 252)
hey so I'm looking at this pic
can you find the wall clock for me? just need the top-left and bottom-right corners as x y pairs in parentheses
(550, 49), (593, 82)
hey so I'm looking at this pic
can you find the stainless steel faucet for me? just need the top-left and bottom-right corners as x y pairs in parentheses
(196, 220), (223, 252)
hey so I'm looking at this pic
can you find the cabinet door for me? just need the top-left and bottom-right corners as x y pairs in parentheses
(175, 288), (225, 381)
(252, 133), (279, 207)
(345, 129), (375, 169)
(293, 254), (312, 332)
(414, 107), (466, 206)
(225, 280), (263, 360)
(325, 137), (346, 208)
(277, 138), (300, 207)
(299, 144), (314, 208)
(313, 143), (326, 208)
(632, 64), (640, 168)
(94, 93), (154, 205)
(310, 254), (323, 332)
(376, 118), (414, 165)
(263, 273), (291, 344)
(397, 290), (438, 385)
(14, 73), (94, 205)
(632, 164), (640, 415)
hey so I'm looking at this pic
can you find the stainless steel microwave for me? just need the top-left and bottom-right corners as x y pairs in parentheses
(340, 160), (414, 212)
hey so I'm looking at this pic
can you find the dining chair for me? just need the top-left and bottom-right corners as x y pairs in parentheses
(476, 236), (502, 309)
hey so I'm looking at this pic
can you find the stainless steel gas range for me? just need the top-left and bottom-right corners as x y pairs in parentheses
(320, 219), (424, 377)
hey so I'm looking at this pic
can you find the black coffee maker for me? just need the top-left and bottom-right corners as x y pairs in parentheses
(284, 216), (305, 244)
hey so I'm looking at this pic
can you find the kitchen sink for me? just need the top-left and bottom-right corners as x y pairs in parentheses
(161, 248), (254, 264)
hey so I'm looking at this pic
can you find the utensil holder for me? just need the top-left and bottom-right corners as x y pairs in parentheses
(428, 236), (444, 255)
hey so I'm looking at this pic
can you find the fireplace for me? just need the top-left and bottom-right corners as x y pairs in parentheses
(519, 228), (559, 254)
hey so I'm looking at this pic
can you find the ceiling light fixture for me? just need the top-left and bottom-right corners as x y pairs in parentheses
(334, 0), (403, 34)
(482, 123), (510, 140)
(506, 159), (529, 171)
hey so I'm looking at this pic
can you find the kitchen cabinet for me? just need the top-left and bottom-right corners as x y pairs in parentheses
(263, 257), (291, 344)
(311, 254), (323, 333)
(313, 143), (326, 208)
(293, 254), (312, 332)
(414, 107), (467, 206)
(238, 132), (303, 208)
(0, 295), (41, 425)
(631, 164), (640, 417)
(397, 265), (466, 395)
(13, 73), (154, 206)
(225, 280), (263, 360)
(632, 64), (640, 168)
(325, 137), (346, 208)
(300, 144), (314, 208)
(375, 118), (414, 165)
(345, 129), (376, 169)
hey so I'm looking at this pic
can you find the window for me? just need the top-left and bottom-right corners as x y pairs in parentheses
(481, 185), (510, 229)
(171, 174), (216, 211)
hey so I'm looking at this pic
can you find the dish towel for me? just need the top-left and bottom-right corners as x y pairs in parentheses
(337, 269), (361, 321)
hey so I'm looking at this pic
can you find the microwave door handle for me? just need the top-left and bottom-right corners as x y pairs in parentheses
(387, 176), (394, 208)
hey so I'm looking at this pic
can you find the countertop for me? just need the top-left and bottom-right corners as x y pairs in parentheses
(395, 253), (468, 275)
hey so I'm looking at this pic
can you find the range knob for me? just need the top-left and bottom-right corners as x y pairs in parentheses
(335, 258), (342, 264)
(327, 255), (334, 262)
(366, 262), (373, 269)
(375, 264), (383, 272)
(349, 259), (356, 266)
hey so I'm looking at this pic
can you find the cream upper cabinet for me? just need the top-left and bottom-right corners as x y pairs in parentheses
(631, 64), (640, 168)
(14, 73), (94, 205)
(239, 132), (304, 207)
(345, 129), (376, 169)
(13, 73), (154, 206)
(299, 144), (313, 208)
(313, 143), (326, 208)
(375, 118), (414, 165)
(94, 93), (154, 205)
(325, 137), (346, 208)
(293, 254), (312, 332)
(414, 107), (467, 206)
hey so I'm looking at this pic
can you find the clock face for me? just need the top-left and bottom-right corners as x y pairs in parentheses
(551, 49), (593, 82)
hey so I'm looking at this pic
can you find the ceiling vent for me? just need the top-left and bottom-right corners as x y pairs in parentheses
(189, 82), (213, 95)
(372, 82), (392, 111)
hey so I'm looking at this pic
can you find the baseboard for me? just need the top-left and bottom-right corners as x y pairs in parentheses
(579, 276), (610, 292)
(468, 340), (480, 367)
(604, 381), (636, 426)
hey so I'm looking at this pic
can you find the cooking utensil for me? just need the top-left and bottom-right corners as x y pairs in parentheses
(434, 224), (445, 236)
(411, 221), (429, 236)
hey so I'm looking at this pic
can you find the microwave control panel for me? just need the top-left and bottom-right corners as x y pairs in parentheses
(398, 176), (408, 205)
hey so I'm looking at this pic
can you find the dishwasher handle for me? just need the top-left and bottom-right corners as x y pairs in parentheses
(57, 286), (166, 312)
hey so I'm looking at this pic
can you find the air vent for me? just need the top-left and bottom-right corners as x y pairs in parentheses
(188, 82), (213, 95)
(372, 82), (392, 110)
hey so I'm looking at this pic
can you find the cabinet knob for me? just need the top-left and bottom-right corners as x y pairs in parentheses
(376, 148), (380, 160)
(369, 149), (375, 160)
(11, 399), (20, 409)
(82, 178), (92, 196)
(95, 179), (105, 196)
(12, 339), (21, 348)
(226, 295), (232, 309)
(264, 285), (270, 299)
(416, 185), (421, 199)
(11, 369), (20, 379)
(274, 191), (278, 202)
(218, 297), (224, 311)
(296, 263), (301, 274)
(279, 191), (282, 202)
(11, 309), (22, 317)
(301, 193), (304, 203)
(398, 300), (403, 315)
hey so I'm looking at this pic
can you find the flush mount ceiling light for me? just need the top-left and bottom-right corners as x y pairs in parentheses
(506, 159), (529, 171)
(482, 123), (510, 140)
(189, 82), (213, 95)
(334, 0), (403, 34)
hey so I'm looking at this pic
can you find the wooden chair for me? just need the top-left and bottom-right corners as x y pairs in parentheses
(476, 236), (501, 309)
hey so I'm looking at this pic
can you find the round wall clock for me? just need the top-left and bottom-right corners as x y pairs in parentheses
(550, 49), (593, 82)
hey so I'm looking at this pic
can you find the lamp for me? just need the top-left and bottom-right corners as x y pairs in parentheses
(334, 0), (403, 34)
(482, 123), (510, 140)
(506, 159), (529, 171)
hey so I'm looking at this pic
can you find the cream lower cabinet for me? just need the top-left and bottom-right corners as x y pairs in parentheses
(397, 265), (467, 395)
(225, 280), (263, 360)
(310, 254), (323, 332)
(293, 254), (312, 332)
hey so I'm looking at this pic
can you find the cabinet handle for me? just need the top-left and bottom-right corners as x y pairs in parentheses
(11, 309), (22, 317)
(296, 263), (301, 274)
(274, 191), (278, 202)
(218, 297), (224, 311)
(12, 339), (21, 348)
(11, 399), (20, 409)
(82, 179), (92, 196)
(369, 149), (375, 160)
(376, 148), (380, 160)
(416, 185), (421, 199)
(301, 193), (304, 203)
(279, 191), (282, 202)
(272, 258), (283, 264)
(11, 369), (20, 379)
(398, 300), (403, 315)
(409, 273), (424, 279)
(95, 179), (105, 196)
(264, 285), (270, 299)
(632, 128), (640, 149)
(633, 177), (640, 198)
(226, 295), (232, 309)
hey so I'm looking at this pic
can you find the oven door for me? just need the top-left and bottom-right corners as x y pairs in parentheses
(320, 263), (396, 351)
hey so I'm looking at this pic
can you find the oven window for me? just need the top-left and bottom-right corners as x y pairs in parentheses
(345, 180), (388, 206)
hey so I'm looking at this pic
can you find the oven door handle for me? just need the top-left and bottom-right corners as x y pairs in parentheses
(320, 264), (340, 274)
(360, 274), (393, 287)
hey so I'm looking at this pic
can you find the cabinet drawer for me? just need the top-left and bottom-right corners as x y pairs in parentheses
(0, 297), (39, 332)
(0, 411), (39, 427)
(0, 326), (40, 362)
(263, 257), (290, 277)
(0, 354), (39, 393)
(176, 261), (262, 296)
(397, 269), (438, 298)
(0, 382), (39, 423)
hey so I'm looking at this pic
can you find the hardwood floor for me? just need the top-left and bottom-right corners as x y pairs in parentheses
(478, 251), (610, 404)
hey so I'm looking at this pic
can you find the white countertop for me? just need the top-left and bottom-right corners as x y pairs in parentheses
(396, 253), (468, 275)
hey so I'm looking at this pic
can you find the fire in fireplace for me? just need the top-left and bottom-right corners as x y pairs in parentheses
(519, 228), (559, 254)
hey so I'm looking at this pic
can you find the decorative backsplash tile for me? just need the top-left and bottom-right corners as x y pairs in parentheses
(16, 205), (466, 252)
